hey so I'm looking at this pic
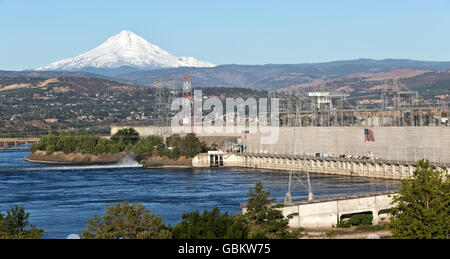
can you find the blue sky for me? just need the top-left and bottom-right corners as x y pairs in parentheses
(1, 0), (449, 70)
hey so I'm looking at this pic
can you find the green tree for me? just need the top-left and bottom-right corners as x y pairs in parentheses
(94, 138), (109, 155)
(389, 160), (449, 239)
(0, 206), (44, 239)
(171, 207), (248, 239)
(161, 134), (208, 159)
(31, 131), (131, 155)
(165, 134), (182, 149)
(182, 133), (206, 158)
(111, 128), (140, 145)
(244, 182), (294, 239)
(349, 213), (373, 226)
(82, 201), (171, 239)
(134, 135), (164, 155)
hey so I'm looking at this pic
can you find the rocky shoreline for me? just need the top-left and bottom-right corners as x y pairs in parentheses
(26, 151), (127, 165)
(141, 155), (193, 169)
(26, 151), (195, 168)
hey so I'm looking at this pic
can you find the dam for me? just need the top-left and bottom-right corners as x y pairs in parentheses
(112, 125), (450, 165)
(112, 125), (450, 179)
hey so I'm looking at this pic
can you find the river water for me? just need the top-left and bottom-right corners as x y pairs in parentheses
(0, 150), (401, 238)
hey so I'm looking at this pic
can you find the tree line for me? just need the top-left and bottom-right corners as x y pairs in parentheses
(81, 182), (297, 239)
(30, 128), (210, 160)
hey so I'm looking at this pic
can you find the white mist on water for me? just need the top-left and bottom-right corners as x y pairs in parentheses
(26, 155), (142, 171)
(115, 155), (141, 167)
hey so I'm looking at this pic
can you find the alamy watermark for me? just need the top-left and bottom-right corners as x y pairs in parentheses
(170, 90), (280, 144)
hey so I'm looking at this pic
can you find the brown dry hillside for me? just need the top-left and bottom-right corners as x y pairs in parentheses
(363, 69), (433, 81)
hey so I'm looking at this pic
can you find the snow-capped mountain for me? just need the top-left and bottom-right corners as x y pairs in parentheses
(37, 30), (215, 75)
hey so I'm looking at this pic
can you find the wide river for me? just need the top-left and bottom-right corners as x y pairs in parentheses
(0, 150), (401, 238)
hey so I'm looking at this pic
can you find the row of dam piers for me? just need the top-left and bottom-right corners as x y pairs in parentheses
(193, 152), (449, 180)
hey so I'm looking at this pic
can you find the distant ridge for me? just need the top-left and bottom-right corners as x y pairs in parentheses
(115, 58), (450, 89)
(0, 70), (110, 79)
(0, 70), (116, 81)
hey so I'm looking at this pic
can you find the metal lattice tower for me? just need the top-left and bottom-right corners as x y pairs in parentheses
(154, 78), (168, 135)
(182, 75), (193, 126)
(167, 76), (178, 126)
(285, 103), (315, 205)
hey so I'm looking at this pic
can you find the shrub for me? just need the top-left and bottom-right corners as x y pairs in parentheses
(134, 136), (163, 155)
(170, 148), (181, 160)
(45, 145), (56, 156)
(349, 213), (373, 226)
(146, 163), (164, 168)
(30, 143), (42, 153)
(336, 220), (351, 228)
(158, 149), (168, 158)
(171, 207), (248, 239)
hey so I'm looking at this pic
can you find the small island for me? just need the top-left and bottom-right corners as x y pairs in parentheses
(26, 128), (212, 168)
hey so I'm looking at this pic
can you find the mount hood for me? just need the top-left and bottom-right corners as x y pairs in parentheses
(37, 30), (216, 76)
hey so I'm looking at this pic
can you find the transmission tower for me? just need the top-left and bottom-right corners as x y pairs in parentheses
(285, 97), (314, 205)
(182, 74), (193, 127)
(167, 76), (178, 126)
(153, 77), (168, 136)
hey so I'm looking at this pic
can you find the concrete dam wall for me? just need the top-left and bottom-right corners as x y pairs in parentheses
(243, 126), (450, 164)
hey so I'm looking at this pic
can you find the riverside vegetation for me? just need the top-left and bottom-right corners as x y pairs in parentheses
(82, 181), (298, 239)
(29, 128), (211, 166)
(1, 182), (297, 239)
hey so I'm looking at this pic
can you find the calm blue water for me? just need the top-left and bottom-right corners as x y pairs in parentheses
(0, 150), (401, 238)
